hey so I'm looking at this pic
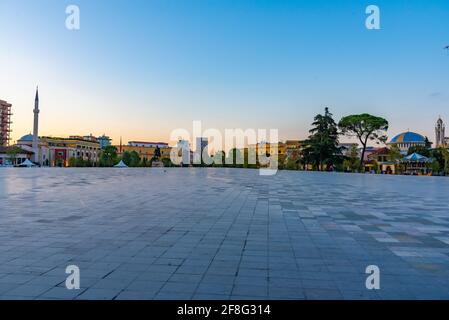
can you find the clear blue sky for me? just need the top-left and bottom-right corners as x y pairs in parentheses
(1, 0), (448, 145)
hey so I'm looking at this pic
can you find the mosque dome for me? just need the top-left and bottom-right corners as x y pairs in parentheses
(18, 134), (34, 142)
(390, 132), (426, 144)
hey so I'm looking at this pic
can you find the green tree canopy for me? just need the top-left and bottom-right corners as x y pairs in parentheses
(343, 144), (361, 173)
(129, 151), (141, 167)
(122, 151), (132, 166)
(339, 114), (388, 171)
(303, 107), (341, 171)
(431, 147), (449, 175)
(99, 146), (118, 167)
(6, 146), (23, 164)
(227, 148), (244, 167)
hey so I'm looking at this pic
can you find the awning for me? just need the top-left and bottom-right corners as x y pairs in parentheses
(401, 153), (430, 163)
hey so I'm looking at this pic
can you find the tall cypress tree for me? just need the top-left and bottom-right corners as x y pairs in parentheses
(303, 108), (341, 171)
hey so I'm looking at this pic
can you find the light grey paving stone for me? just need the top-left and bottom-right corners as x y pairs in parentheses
(5, 284), (51, 297)
(0, 295), (36, 300)
(76, 288), (122, 300)
(196, 283), (234, 295)
(232, 285), (268, 297)
(1, 168), (449, 300)
(192, 294), (229, 300)
(114, 290), (156, 300)
(304, 288), (343, 300)
(38, 287), (86, 299)
(126, 280), (165, 292)
(154, 292), (193, 300)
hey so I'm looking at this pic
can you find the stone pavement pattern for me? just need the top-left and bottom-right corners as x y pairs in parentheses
(0, 168), (448, 300)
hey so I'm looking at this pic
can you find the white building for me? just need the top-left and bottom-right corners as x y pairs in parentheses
(128, 141), (169, 148)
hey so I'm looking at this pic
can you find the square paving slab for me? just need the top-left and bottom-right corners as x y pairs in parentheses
(0, 168), (448, 300)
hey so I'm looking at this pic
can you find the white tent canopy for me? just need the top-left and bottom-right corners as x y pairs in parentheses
(19, 159), (37, 167)
(114, 160), (128, 168)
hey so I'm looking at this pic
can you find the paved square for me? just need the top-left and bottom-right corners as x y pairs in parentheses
(0, 168), (448, 300)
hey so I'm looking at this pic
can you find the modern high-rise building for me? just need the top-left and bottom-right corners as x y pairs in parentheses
(195, 137), (209, 164)
(0, 99), (12, 146)
(97, 135), (112, 149)
(435, 117), (446, 148)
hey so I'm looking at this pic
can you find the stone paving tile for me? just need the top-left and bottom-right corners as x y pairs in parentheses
(114, 290), (156, 300)
(4, 284), (52, 297)
(192, 294), (230, 300)
(76, 288), (122, 300)
(196, 283), (234, 295)
(38, 287), (85, 299)
(1, 168), (449, 300)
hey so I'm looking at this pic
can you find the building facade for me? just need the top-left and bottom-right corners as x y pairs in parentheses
(366, 147), (396, 174)
(0, 99), (12, 146)
(17, 135), (101, 167)
(339, 143), (359, 157)
(0, 146), (33, 166)
(116, 142), (172, 163)
(128, 141), (169, 148)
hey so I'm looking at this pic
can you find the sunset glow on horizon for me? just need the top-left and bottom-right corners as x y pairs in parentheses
(1, 0), (448, 146)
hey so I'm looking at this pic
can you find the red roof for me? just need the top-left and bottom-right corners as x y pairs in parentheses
(370, 147), (390, 155)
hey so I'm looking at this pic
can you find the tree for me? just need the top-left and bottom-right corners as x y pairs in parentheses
(339, 114), (388, 171)
(68, 157), (93, 167)
(431, 147), (449, 176)
(424, 137), (432, 149)
(213, 151), (226, 167)
(129, 151), (140, 167)
(431, 160), (441, 175)
(389, 145), (403, 174)
(285, 150), (301, 170)
(300, 145), (312, 170)
(99, 146), (118, 167)
(6, 146), (22, 165)
(303, 108), (341, 171)
(121, 151), (131, 166)
(343, 144), (360, 172)
(227, 148), (243, 168)
(443, 148), (449, 175)
(161, 158), (173, 167)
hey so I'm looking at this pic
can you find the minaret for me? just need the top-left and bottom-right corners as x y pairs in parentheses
(435, 117), (445, 148)
(32, 87), (40, 163)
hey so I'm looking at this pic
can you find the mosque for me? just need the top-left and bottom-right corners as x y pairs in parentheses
(15, 88), (102, 167)
(387, 117), (447, 155)
(388, 131), (429, 155)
